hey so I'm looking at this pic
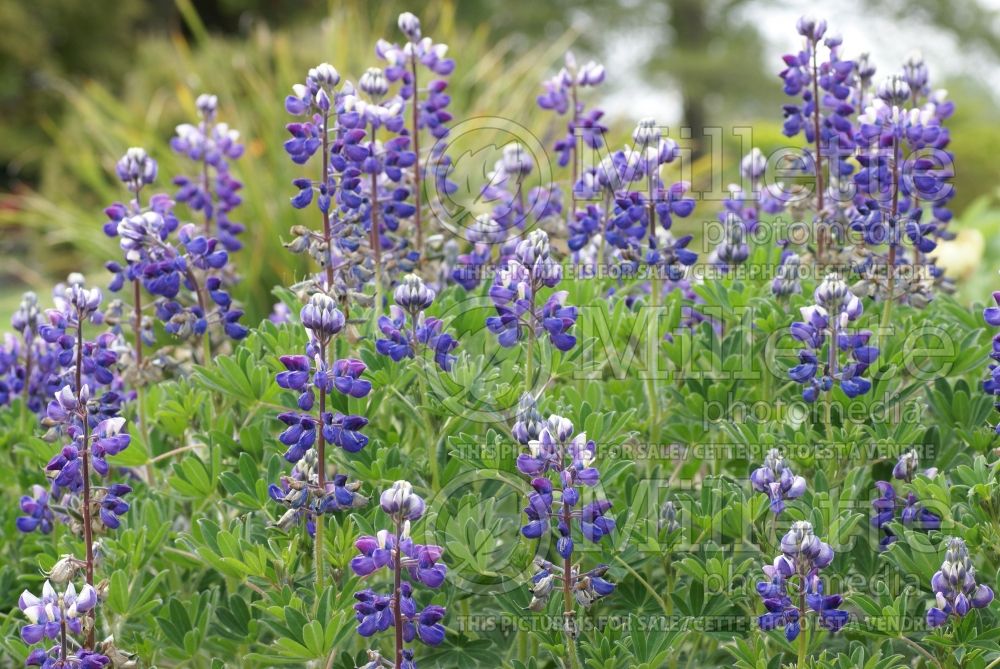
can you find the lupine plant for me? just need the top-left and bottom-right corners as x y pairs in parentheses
(4, 9), (1000, 669)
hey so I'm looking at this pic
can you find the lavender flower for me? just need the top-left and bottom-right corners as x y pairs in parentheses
(788, 275), (878, 401)
(756, 521), (848, 640)
(350, 482), (447, 666)
(537, 52), (606, 170)
(19, 581), (99, 644)
(779, 18), (857, 264)
(750, 449), (807, 515)
(926, 538), (994, 627)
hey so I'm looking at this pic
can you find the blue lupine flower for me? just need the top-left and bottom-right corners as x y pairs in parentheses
(872, 449), (941, 549)
(487, 230), (577, 352)
(926, 538), (994, 627)
(514, 405), (615, 617)
(376, 275), (458, 371)
(788, 275), (878, 402)
(268, 447), (367, 535)
(983, 292), (1000, 433)
(106, 148), (247, 343)
(750, 449), (807, 515)
(170, 93), (245, 251)
(17, 485), (55, 534)
(756, 521), (848, 640)
(19, 580), (99, 645)
(538, 53), (606, 168)
(351, 482), (447, 664)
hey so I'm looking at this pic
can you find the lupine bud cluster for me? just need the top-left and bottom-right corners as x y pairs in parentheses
(871, 449), (941, 549)
(788, 275), (878, 401)
(487, 230), (577, 352)
(170, 93), (246, 251)
(376, 274), (458, 371)
(350, 482), (447, 666)
(926, 538), (994, 627)
(756, 521), (848, 640)
(750, 449), (807, 515)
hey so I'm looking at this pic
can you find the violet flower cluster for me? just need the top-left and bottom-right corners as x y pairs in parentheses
(376, 274), (458, 371)
(750, 449), (806, 515)
(756, 521), (848, 640)
(513, 394), (616, 627)
(104, 147), (248, 344)
(486, 230), (577, 352)
(350, 481), (447, 668)
(788, 275), (878, 402)
(0, 291), (63, 413)
(19, 580), (109, 668)
(537, 52), (606, 171)
(170, 93), (246, 252)
(926, 538), (994, 628)
(269, 294), (371, 532)
(710, 148), (787, 272)
(871, 449), (941, 549)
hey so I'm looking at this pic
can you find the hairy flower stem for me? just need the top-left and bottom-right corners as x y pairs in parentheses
(133, 280), (156, 485)
(393, 514), (405, 669)
(371, 171), (384, 319)
(182, 267), (213, 364)
(880, 138), (902, 333)
(315, 343), (328, 592)
(561, 501), (578, 669)
(646, 170), (661, 454)
(525, 287), (536, 393)
(60, 600), (68, 661)
(811, 43), (826, 264)
(201, 148), (213, 236)
(22, 329), (32, 403)
(76, 311), (96, 648)
(410, 58), (424, 265)
(797, 593), (807, 668)
(570, 81), (579, 218)
(321, 110), (335, 290)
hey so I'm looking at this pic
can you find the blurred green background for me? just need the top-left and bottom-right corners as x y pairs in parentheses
(1, 0), (999, 323)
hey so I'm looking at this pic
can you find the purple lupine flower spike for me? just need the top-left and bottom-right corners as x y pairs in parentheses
(926, 538), (994, 628)
(171, 93), (245, 251)
(376, 275), (458, 371)
(515, 403), (615, 636)
(757, 521), (848, 640)
(351, 481), (447, 666)
(487, 230), (577, 352)
(788, 274), (878, 402)
(19, 580), (109, 664)
(983, 292), (1000, 433)
(871, 449), (940, 550)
